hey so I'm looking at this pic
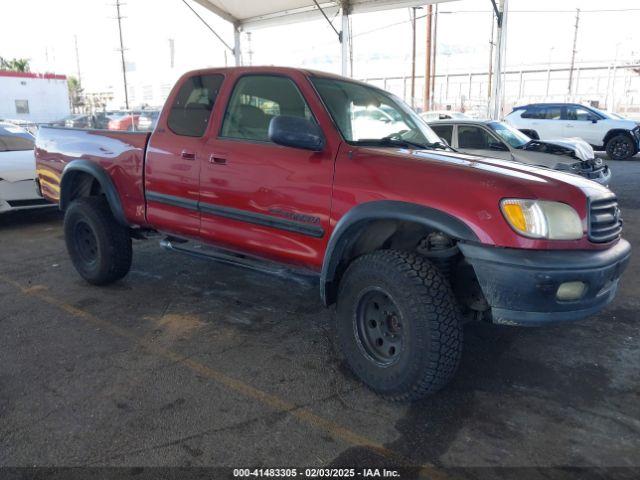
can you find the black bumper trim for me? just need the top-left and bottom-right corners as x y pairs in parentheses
(459, 239), (631, 326)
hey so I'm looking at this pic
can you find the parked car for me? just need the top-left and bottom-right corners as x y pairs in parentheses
(428, 119), (611, 185)
(137, 110), (160, 131)
(36, 67), (630, 401)
(505, 103), (640, 161)
(420, 110), (470, 121)
(108, 112), (141, 131)
(0, 122), (52, 213)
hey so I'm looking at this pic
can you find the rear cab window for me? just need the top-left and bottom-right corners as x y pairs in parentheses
(167, 74), (224, 137)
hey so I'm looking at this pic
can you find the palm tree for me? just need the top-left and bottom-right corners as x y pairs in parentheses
(0, 57), (31, 72)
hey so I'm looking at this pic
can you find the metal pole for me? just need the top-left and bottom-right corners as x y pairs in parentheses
(341, 4), (351, 77)
(431, 5), (438, 109)
(567, 8), (580, 97)
(410, 7), (417, 108)
(234, 26), (242, 66)
(489, 0), (508, 120)
(115, 0), (129, 110)
(424, 5), (432, 112)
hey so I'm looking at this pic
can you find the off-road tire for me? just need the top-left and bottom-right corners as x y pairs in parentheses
(606, 134), (636, 161)
(64, 196), (132, 285)
(336, 250), (463, 401)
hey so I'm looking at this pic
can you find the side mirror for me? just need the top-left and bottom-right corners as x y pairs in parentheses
(591, 118), (599, 123)
(269, 115), (325, 152)
(488, 141), (508, 151)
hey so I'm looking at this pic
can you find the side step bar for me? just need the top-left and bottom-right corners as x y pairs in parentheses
(160, 238), (318, 285)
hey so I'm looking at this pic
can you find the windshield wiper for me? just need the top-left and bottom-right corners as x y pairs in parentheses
(355, 136), (453, 151)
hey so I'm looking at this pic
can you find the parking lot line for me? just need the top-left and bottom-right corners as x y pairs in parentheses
(0, 273), (449, 479)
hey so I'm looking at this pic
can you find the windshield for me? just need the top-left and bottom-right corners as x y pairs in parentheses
(310, 77), (441, 148)
(488, 121), (530, 148)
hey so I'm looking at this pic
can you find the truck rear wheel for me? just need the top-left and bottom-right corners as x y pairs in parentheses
(336, 250), (463, 401)
(64, 197), (132, 285)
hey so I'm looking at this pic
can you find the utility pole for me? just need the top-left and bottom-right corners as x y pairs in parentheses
(567, 8), (580, 97)
(115, 0), (129, 109)
(74, 35), (82, 86)
(410, 7), (419, 109)
(423, 4), (432, 112)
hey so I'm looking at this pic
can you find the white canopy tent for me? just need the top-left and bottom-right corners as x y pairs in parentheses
(191, 0), (509, 118)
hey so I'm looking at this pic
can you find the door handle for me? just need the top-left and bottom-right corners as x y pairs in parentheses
(181, 150), (196, 160)
(209, 154), (227, 165)
(566, 124), (574, 127)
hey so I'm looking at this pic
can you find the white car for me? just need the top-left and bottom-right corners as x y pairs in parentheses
(0, 122), (52, 213)
(505, 103), (640, 160)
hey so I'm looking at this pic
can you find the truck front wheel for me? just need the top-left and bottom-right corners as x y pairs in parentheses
(64, 197), (132, 285)
(336, 250), (463, 401)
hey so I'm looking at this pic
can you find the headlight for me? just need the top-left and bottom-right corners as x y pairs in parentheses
(500, 199), (583, 240)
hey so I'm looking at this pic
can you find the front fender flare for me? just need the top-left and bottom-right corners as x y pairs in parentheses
(320, 200), (479, 305)
(60, 160), (128, 226)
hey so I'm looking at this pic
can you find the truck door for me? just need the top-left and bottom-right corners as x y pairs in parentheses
(199, 72), (336, 271)
(145, 73), (224, 238)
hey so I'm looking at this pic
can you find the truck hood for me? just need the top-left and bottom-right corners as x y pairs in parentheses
(520, 137), (595, 162)
(366, 146), (611, 199)
(0, 150), (36, 182)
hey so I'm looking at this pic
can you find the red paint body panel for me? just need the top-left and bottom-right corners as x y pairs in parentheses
(35, 128), (149, 226)
(36, 66), (618, 275)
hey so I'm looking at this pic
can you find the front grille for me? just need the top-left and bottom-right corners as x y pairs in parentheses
(589, 196), (622, 243)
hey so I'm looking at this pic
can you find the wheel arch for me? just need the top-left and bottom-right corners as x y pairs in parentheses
(320, 200), (479, 306)
(603, 128), (636, 148)
(60, 160), (128, 226)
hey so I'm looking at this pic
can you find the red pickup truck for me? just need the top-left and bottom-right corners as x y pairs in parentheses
(36, 67), (630, 401)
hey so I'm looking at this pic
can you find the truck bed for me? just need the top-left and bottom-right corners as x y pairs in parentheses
(35, 126), (150, 226)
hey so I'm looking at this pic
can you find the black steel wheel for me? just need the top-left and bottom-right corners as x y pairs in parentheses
(336, 250), (463, 401)
(355, 288), (404, 366)
(64, 196), (132, 285)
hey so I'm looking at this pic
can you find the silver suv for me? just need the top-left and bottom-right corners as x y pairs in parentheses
(427, 119), (611, 185)
(504, 103), (640, 161)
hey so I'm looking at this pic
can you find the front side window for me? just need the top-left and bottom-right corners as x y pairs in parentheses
(0, 124), (35, 152)
(565, 106), (599, 121)
(458, 126), (498, 149)
(167, 74), (224, 137)
(311, 77), (441, 148)
(221, 75), (314, 142)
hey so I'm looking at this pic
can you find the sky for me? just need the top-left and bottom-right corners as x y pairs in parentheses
(1, 0), (639, 101)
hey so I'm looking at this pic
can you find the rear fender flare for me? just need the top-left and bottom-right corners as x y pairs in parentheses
(60, 160), (128, 226)
(320, 200), (479, 305)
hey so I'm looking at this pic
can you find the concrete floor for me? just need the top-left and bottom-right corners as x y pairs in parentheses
(1, 160), (639, 477)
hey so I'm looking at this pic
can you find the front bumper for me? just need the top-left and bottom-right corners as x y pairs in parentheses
(581, 164), (611, 186)
(459, 239), (631, 326)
